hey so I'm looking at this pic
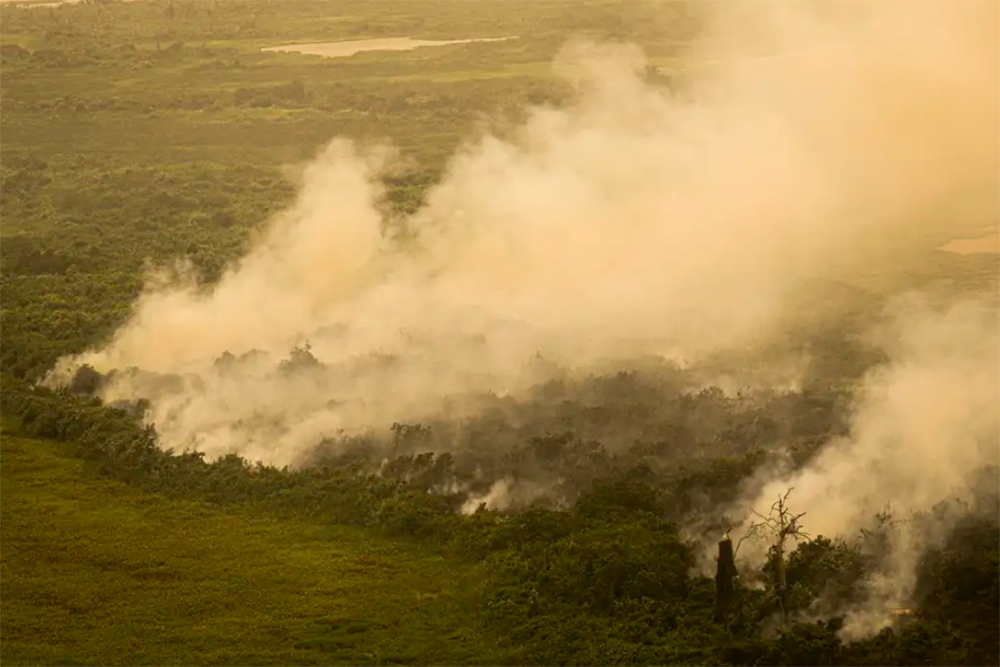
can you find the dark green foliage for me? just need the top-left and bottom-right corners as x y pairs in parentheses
(234, 79), (310, 108)
(67, 364), (104, 395)
(278, 341), (323, 374)
(757, 622), (843, 666)
(913, 516), (1000, 666)
(486, 514), (691, 613)
(779, 537), (868, 615)
(5, 377), (998, 665)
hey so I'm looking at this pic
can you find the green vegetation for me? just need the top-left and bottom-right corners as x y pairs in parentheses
(3, 377), (998, 666)
(0, 423), (504, 666)
(1, 1), (997, 665)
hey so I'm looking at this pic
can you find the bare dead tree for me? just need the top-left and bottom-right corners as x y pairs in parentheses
(746, 488), (811, 629)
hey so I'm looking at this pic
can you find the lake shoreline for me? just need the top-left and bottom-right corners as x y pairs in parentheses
(261, 36), (516, 59)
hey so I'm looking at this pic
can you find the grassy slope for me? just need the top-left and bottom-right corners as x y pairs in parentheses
(0, 422), (504, 666)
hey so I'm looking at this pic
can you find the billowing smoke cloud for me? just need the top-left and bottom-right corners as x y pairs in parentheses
(722, 296), (999, 637)
(48, 0), (998, 599)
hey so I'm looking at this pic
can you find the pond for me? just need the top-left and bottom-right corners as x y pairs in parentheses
(261, 36), (514, 59)
(937, 230), (999, 255)
(1, 0), (85, 7)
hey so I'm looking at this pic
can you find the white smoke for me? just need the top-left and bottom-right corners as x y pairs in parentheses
(725, 296), (999, 638)
(44, 5), (999, 630)
(50, 1), (997, 468)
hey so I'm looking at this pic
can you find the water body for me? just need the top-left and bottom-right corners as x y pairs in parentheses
(261, 36), (514, 59)
(937, 230), (1000, 255)
(1, 0), (85, 7)
(1, 0), (136, 7)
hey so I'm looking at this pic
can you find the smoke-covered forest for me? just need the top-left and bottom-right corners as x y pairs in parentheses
(1, 1), (998, 665)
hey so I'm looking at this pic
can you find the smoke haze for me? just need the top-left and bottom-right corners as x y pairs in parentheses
(47, 0), (999, 633)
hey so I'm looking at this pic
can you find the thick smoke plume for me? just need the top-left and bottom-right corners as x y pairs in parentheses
(48, 1), (997, 621)
(52, 2), (997, 461)
(723, 296), (999, 638)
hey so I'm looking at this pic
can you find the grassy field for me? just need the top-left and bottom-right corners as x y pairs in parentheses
(0, 422), (504, 666)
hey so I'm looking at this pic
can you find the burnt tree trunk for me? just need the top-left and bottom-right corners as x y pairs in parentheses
(715, 537), (738, 621)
